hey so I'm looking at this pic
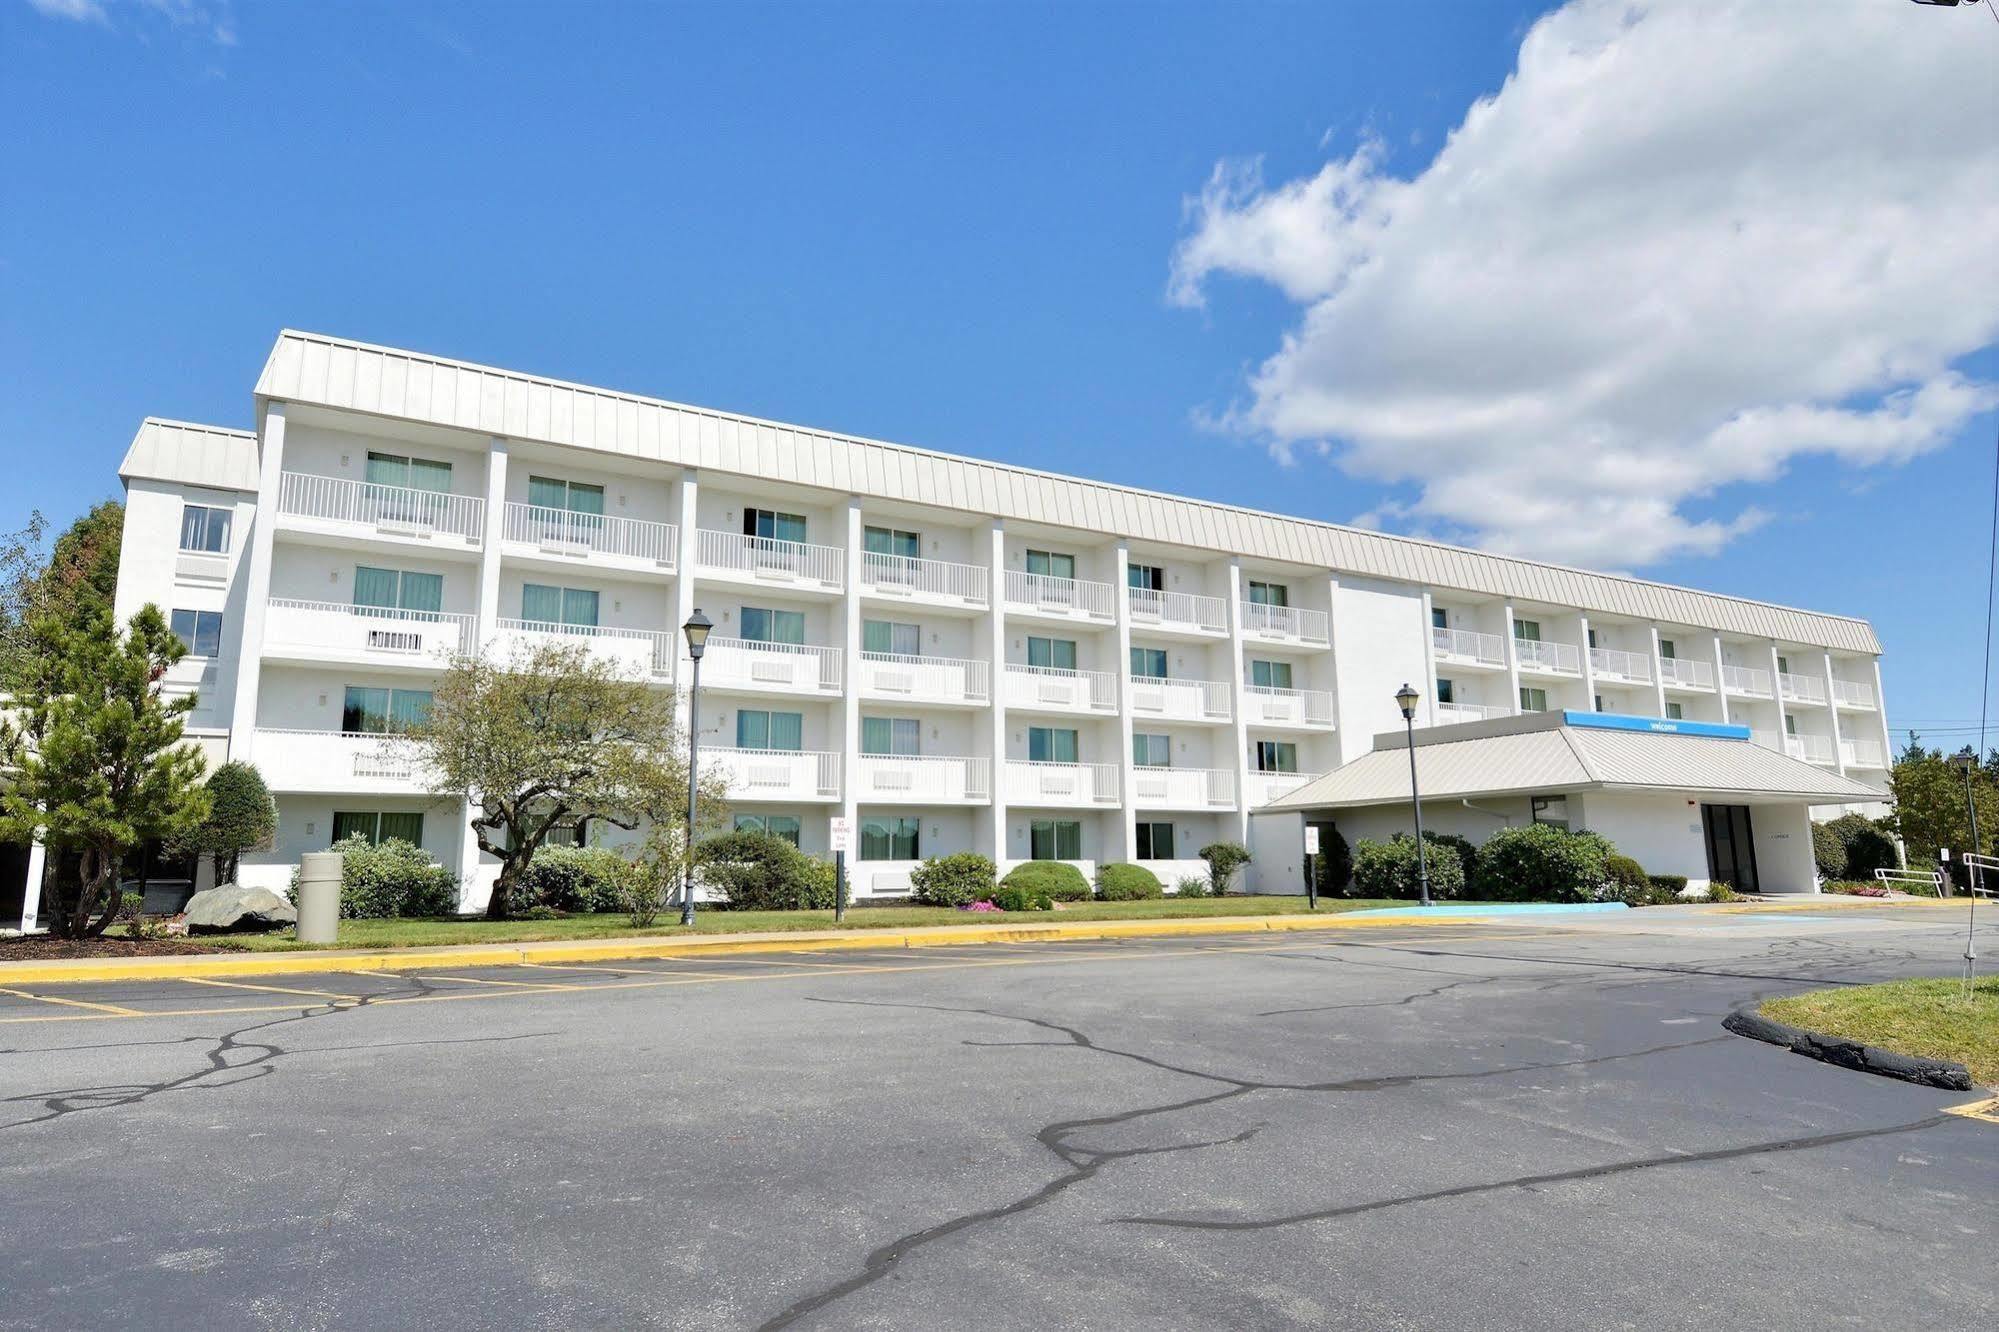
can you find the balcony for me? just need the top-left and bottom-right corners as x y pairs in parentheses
(696, 529), (844, 594)
(858, 552), (988, 613)
(1241, 685), (1335, 729)
(1432, 626), (1506, 669)
(1245, 770), (1322, 807)
(501, 503), (676, 573)
(1840, 738), (1886, 769)
(704, 748), (841, 802)
(1131, 765), (1235, 810)
(1434, 702), (1511, 726)
(1721, 664), (1773, 698)
(1778, 672), (1826, 706)
(253, 729), (433, 794)
(1003, 570), (1116, 624)
(491, 619), (673, 681)
(700, 637), (841, 696)
(1513, 637), (1582, 676)
(1831, 678), (1877, 710)
(1127, 675), (1232, 724)
(277, 472), (484, 548)
(1658, 657), (1715, 692)
(1241, 601), (1330, 646)
(263, 599), (475, 670)
(1002, 664), (1117, 715)
(1004, 760), (1120, 807)
(1756, 731), (1835, 766)
(852, 754), (991, 804)
(1589, 646), (1652, 686)
(856, 653), (989, 707)
(1127, 587), (1227, 637)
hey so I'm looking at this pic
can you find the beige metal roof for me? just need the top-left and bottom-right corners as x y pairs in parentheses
(1264, 723), (1886, 811)
(118, 417), (259, 493)
(250, 329), (1880, 653)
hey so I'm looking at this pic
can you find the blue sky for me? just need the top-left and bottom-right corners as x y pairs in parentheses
(3, 1), (1995, 749)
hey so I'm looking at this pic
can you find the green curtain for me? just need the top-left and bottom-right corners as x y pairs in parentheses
(1131, 647), (1167, 678)
(768, 712), (803, 751)
(522, 584), (562, 624)
(399, 572), (443, 613)
(409, 458), (451, 493)
(527, 476), (569, 509)
(365, 452), (409, 488)
(378, 812), (425, 845)
(343, 686), (389, 733)
(353, 566), (399, 609)
(560, 588), (599, 627)
(1251, 660), (1293, 690)
(390, 689), (433, 731)
(736, 711), (769, 749)
(1029, 728), (1077, 763)
(1132, 733), (1169, 766)
(330, 811), (377, 845)
(1027, 637), (1076, 670)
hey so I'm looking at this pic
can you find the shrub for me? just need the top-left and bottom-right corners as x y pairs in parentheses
(1810, 821), (1847, 880)
(695, 831), (833, 911)
(1352, 834), (1466, 900)
(518, 845), (633, 913)
(1824, 812), (1899, 879)
(316, 834), (458, 919)
(1647, 874), (1688, 895)
(1425, 831), (1478, 885)
(1197, 841), (1252, 895)
(1311, 824), (1356, 897)
(1708, 880), (1741, 903)
(1472, 824), (1615, 903)
(910, 852), (996, 907)
(989, 884), (1055, 912)
(1002, 861), (1090, 901)
(1095, 862), (1164, 900)
(1604, 854), (1648, 891)
(1175, 875), (1210, 897)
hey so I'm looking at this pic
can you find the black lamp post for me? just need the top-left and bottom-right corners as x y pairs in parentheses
(1396, 683), (1433, 908)
(1948, 751), (1982, 986)
(681, 609), (713, 927)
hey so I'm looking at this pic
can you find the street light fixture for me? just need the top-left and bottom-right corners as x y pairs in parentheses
(1395, 683), (1433, 908)
(680, 609), (713, 927)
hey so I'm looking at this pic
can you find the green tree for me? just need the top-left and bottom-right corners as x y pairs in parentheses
(1, 503), (125, 690)
(183, 761), (279, 884)
(0, 606), (210, 938)
(1888, 738), (1999, 884)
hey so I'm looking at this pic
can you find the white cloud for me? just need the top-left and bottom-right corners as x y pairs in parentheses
(23, 0), (235, 45)
(1170, 0), (1999, 568)
(26, 0), (108, 21)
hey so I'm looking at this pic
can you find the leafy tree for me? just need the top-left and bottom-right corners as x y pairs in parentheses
(1888, 738), (1999, 889)
(1, 503), (125, 690)
(0, 606), (210, 937)
(396, 638), (723, 919)
(180, 761), (278, 884)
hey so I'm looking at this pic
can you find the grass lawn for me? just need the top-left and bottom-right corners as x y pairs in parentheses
(1762, 976), (1999, 1087)
(154, 896), (1405, 953)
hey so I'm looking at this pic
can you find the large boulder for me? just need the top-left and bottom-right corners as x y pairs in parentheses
(183, 884), (297, 934)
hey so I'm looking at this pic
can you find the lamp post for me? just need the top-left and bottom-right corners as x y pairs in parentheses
(680, 609), (713, 927)
(1949, 752), (1982, 869)
(1396, 683), (1433, 908)
(1948, 751), (1981, 990)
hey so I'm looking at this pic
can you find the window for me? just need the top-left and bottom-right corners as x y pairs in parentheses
(1026, 636), (1077, 671)
(1247, 580), (1289, 607)
(354, 567), (444, 615)
(1436, 678), (1456, 705)
(342, 686), (433, 734)
(1431, 607), (1448, 630)
(1130, 646), (1168, 679)
(522, 584), (599, 627)
(1777, 655), (1791, 674)
(1024, 549), (1076, 580)
(1127, 563), (1164, 591)
(864, 526), (920, 557)
(169, 608), (223, 657)
(178, 504), (232, 554)
(740, 606), (806, 644)
(1666, 702), (1684, 720)
(862, 620), (920, 656)
(860, 816), (920, 860)
(1028, 727), (1078, 763)
(1530, 796), (1569, 831)
(1135, 821), (1176, 860)
(1254, 740), (1298, 773)
(734, 813), (802, 847)
(1249, 659), (1293, 690)
(366, 451), (452, 492)
(1132, 732), (1171, 767)
(1660, 638), (1677, 660)
(1519, 686), (1549, 713)
(330, 811), (425, 846)
(1785, 714), (1798, 737)
(736, 710), (804, 750)
(527, 476), (605, 515)
(1515, 619), (1542, 642)
(1587, 627), (1599, 649)
(861, 717), (921, 756)
(744, 508), (808, 543)
(1593, 694), (1605, 712)
(1030, 819), (1082, 860)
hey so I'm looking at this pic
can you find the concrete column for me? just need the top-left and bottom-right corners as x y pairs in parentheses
(1224, 559), (1252, 842)
(1501, 602), (1523, 715)
(226, 401), (288, 763)
(16, 839), (45, 932)
(982, 520), (1007, 864)
(1577, 615), (1597, 712)
(475, 438), (509, 643)
(1324, 575), (1359, 764)
(456, 797), (485, 913)
(1823, 650), (1847, 776)
(1111, 541), (1136, 863)
(1871, 658), (1894, 769)
(1769, 643), (1791, 753)
(1418, 588), (1440, 727)
(838, 497), (864, 843)
(671, 470), (699, 706)
(1649, 626), (1669, 717)
(1711, 634), (1730, 724)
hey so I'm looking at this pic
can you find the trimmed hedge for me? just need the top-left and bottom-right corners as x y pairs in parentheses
(696, 831), (834, 911)
(1471, 824), (1615, 903)
(306, 835), (458, 919)
(1002, 861), (1091, 901)
(1811, 821), (1847, 880)
(1197, 841), (1253, 895)
(992, 885), (1055, 912)
(910, 853), (996, 907)
(1095, 862), (1164, 901)
(1647, 874), (1688, 894)
(1352, 834), (1465, 900)
(1604, 854), (1648, 891)
(519, 845), (632, 913)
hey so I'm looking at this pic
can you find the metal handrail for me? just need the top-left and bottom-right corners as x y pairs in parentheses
(502, 502), (676, 566)
(278, 472), (485, 542)
(859, 551), (988, 605)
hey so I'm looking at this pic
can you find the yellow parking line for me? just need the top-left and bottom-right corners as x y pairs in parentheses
(0, 985), (143, 1016)
(1945, 1096), (1999, 1125)
(179, 977), (362, 1002)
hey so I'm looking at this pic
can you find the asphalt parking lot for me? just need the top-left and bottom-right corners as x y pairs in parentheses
(2, 907), (1994, 1330)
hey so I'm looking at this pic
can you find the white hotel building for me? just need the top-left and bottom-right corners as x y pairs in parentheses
(44, 330), (1893, 915)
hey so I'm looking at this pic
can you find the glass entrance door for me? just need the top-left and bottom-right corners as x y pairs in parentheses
(1700, 804), (1760, 894)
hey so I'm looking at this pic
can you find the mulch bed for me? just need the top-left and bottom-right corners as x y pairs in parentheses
(0, 936), (233, 960)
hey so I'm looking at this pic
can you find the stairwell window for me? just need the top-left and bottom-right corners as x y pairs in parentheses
(169, 609), (223, 657)
(178, 504), (232, 554)
(1030, 819), (1081, 860)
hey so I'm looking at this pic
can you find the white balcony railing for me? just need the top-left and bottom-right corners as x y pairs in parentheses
(1589, 646), (1653, 684)
(852, 754), (991, 803)
(491, 619), (674, 680)
(501, 503), (677, 568)
(1779, 672), (1826, 705)
(1722, 664), (1773, 697)
(1245, 770), (1322, 807)
(1831, 678), (1877, 710)
(253, 729), (435, 793)
(1783, 733), (1835, 765)
(1004, 760), (1120, 806)
(1127, 587), (1227, 634)
(1840, 738), (1886, 768)
(1433, 702), (1511, 726)
(1130, 765), (1235, 810)
(696, 529), (844, 591)
(701, 637), (842, 694)
(858, 552), (988, 607)
(1658, 657), (1715, 690)
(1002, 664), (1118, 713)
(1432, 626), (1506, 666)
(856, 653), (989, 705)
(1242, 685), (1335, 728)
(277, 472), (485, 544)
(1514, 638), (1582, 675)
(1241, 601), (1330, 644)
(704, 748), (841, 801)
(1127, 675), (1232, 723)
(264, 599), (475, 661)
(1003, 569), (1117, 621)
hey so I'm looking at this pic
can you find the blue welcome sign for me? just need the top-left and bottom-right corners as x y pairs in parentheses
(1562, 710), (1751, 741)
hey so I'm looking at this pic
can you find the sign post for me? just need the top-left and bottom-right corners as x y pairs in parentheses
(830, 817), (854, 923)
(1304, 825), (1320, 911)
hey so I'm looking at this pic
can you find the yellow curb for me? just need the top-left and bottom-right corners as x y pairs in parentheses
(0, 909), (1522, 986)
